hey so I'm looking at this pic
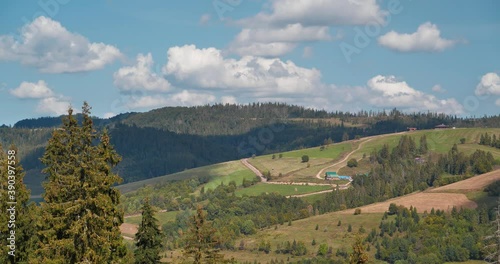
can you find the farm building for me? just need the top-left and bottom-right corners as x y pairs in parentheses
(407, 127), (417, 132)
(435, 124), (449, 129)
(325, 171), (352, 181)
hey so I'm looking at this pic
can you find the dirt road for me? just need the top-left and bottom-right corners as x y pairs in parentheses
(241, 158), (267, 182)
(315, 132), (407, 179)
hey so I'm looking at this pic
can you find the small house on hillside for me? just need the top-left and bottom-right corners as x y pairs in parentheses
(407, 127), (417, 132)
(325, 171), (352, 181)
(435, 124), (449, 129)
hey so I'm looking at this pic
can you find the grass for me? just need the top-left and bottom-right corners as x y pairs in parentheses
(226, 211), (386, 263)
(466, 191), (497, 209)
(204, 169), (257, 191)
(124, 210), (179, 226)
(235, 183), (332, 197)
(117, 160), (252, 194)
(246, 141), (354, 182)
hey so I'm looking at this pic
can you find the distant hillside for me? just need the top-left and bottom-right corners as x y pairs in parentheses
(3, 103), (500, 197)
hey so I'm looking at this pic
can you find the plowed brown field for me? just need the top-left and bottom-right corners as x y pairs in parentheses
(341, 169), (500, 214)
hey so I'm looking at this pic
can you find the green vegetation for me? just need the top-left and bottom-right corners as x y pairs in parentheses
(34, 103), (127, 263)
(134, 199), (163, 264)
(235, 183), (331, 197)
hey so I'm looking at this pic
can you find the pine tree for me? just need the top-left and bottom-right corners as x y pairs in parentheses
(135, 199), (163, 264)
(183, 205), (225, 264)
(0, 144), (36, 263)
(35, 103), (127, 263)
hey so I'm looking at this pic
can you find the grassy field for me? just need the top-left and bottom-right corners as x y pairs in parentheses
(124, 210), (179, 226)
(246, 141), (354, 181)
(235, 183), (332, 197)
(226, 212), (385, 263)
(117, 160), (254, 194)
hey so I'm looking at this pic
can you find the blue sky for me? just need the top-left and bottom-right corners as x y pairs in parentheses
(0, 0), (499, 125)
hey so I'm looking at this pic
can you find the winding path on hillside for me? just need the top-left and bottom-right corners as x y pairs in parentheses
(314, 131), (407, 180)
(240, 132), (408, 197)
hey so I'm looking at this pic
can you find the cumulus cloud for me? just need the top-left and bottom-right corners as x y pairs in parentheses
(0, 16), (122, 73)
(240, 0), (386, 27)
(228, 42), (296, 57)
(163, 45), (322, 96)
(366, 75), (463, 114)
(125, 90), (216, 109)
(10, 80), (54, 99)
(36, 96), (71, 115)
(221, 96), (238, 105)
(475, 72), (500, 96)
(378, 22), (458, 52)
(229, 0), (384, 56)
(228, 24), (330, 56)
(113, 53), (172, 93)
(171, 90), (216, 105)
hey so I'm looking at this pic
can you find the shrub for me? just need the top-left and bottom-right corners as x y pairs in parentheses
(347, 158), (358, 168)
(354, 208), (362, 215)
(301, 155), (309, 163)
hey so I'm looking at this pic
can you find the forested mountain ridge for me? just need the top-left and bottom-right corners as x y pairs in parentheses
(2, 103), (500, 196)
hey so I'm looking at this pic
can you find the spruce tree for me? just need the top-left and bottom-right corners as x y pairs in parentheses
(35, 102), (126, 263)
(183, 205), (225, 264)
(135, 199), (163, 264)
(0, 144), (36, 263)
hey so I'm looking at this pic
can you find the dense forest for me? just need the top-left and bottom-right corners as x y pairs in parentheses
(3, 103), (500, 195)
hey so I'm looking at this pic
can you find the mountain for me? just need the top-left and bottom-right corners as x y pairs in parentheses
(2, 103), (500, 196)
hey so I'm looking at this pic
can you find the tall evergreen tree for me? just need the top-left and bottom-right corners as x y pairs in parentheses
(134, 198), (163, 264)
(0, 144), (36, 263)
(183, 205), (225, 264)
(35, 103), (126, 263)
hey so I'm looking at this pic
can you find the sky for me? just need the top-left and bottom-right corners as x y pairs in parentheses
(0, 0), (499, 125)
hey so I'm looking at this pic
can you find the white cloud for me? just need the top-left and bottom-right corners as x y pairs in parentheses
(475, 72), (500, 96)
(36, 96), (71, 115)
(113, 53), (172, 93)
(229, 0), (384, 56)
(366, 75), (463, 114)
(234, 24), (331, 44)
(221, 96), (238, 105)
(125, 90), (216, 109)
(432, 84), (446, 93)
(0, 16), (122, 73)
(103, 112), (117, 119)
(302, 46), (313, 58)
(126, 96), (170, 109)
(228, 24), (330, 56)
(378, 22), (457, 52)
(171, 90), (216, 105)
(240, 0), (386, 27)
(163, 45), (322, 96)
(10, 80), (54, 99)
(496, 99), (500, 106)
(199, 14), (211, 25)
(228, 42), (296, 57)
